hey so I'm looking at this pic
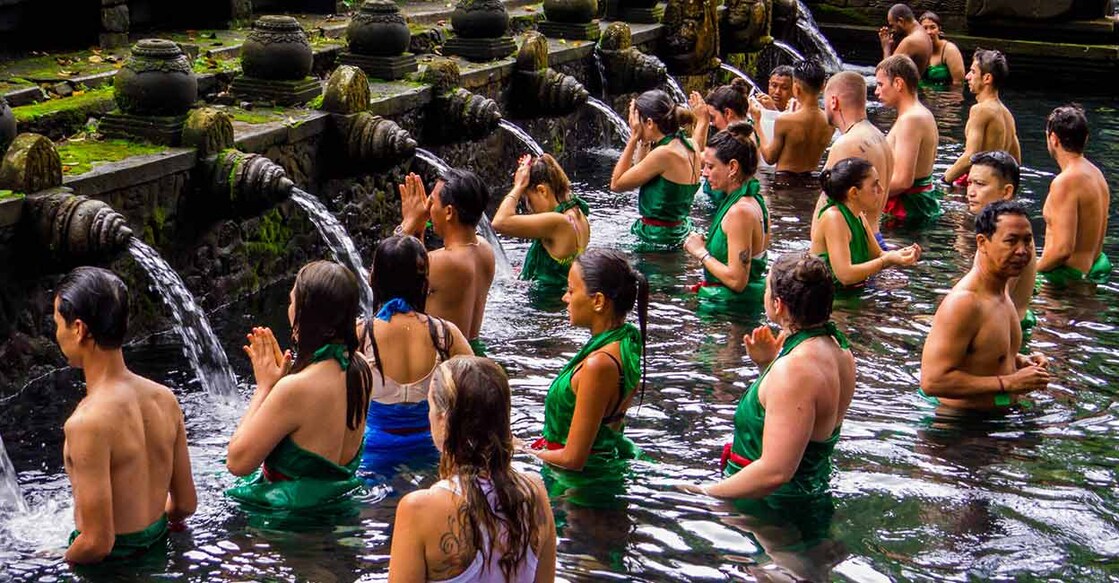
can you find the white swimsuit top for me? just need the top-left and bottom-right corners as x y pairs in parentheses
(359, 314), (451, 405)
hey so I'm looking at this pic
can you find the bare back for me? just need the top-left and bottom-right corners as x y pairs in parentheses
(897, 29), (933, 73)
(973, 100), (1021, 159)
(887, 101), (939, 192)
(428, 241), (496, 341)
(774, 107), (833, 173)
(759, 335), (855, 441)
(1043, 158), (1110, 272)
(358, 313), (470, 390)
(814, 121), (893, 235)
(659, 138), (703, 185)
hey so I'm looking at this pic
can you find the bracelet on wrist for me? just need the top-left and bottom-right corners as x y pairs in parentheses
(700, 251), (712, 263)
(393, 224), (405, 237)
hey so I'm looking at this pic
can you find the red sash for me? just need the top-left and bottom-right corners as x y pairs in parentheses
(688, 281), (724, 293)
(641, 217), (683, 228)
(531, 437), (564, 451)
(719, 442), (753, 472)
(262, 464), (292, 483)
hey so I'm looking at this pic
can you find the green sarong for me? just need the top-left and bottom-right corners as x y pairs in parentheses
(520, 197), (589, 287)
(631, 131), (699, 249)
(1020, 309), (1037, 353)
(226, 435), (363, 511)
(920, 63), (952, 90)
(469, 338), (487, 357)
(816, 198), (871, 288)
(1039, 253), (1112, 287)
(696, 179), (768, 310)
(69, 514), (168, 561)
(883, 175), (941, 225)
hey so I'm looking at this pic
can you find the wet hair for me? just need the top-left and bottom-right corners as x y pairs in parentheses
(438, 168), (490, 227)
(431, 356), (542, 581)
(820, 157), (875, 204)
(55, 266), (129, 349)
(290, 261), (373, 431)
(793, 59), (827, 94)
(574, 248), (649, 397)
(975, 199), (1030, 238)
(876, 54), (920, 93)
(635, 89), (695, 135)
(527, 154), (572, 202)
(973, 49), (1009, 89)
(969, 150), (1020, 193)
(364, 235), (430, 379)
(889, 3), (915, 21)
(1046, 104), (1089, 154)
(707, 122), (759, 179)
(770, 253), (835, 328)
(705, 79), (751, 117)
(824, 71), (867, 110)
(919, 11), (942, 27)
(770, 65), (794, 80)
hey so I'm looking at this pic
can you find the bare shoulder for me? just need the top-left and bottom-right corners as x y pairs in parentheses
(399, 484), (457, 523)
(64, 403), (112, 440)
(937, 285), (983, 320)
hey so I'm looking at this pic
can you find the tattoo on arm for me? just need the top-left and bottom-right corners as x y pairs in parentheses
(739, 250), (751, 266)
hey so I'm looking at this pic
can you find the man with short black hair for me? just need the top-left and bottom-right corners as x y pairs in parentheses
(876, 54), (940, 224)
(757, 65), (794, 112)
(750, 59), (833, 187)
(55, 267), (196, 564)
(943, 49), (1021, 184)
(920, 201), (1049, 411)
(1037, 105), (1112, 285)
(879, 4), (933, 73)
(397, 169), (496, 354)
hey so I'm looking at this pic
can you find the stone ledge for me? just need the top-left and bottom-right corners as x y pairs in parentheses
(233, 111), (332, 152)
(62, 148), (197, 197)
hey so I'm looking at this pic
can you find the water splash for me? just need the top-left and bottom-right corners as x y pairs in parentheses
(795, 0), (844, 72)
(128, 239), (238, 398)
(415, 148), (451, 174)
(718, 63), (762, 96)
(665, 76), (688, 106)
(0, 433), (26, 514)
(498, 119), (545, 157)
(772, 40), (806, 63)
(289, 188), (374, 316)
(586, 97), (632, 143)
(593, 50), (609, 99)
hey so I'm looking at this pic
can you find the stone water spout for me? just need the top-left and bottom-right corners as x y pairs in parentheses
(510, 32), (589, 118)
(597, 23), (668, 95)
(722, 0), (772, 53)
(322, 66), (417, 168)
(420, 60), (502, 145)
(24, 191), (133, 260)
(660, 0), (720, 76)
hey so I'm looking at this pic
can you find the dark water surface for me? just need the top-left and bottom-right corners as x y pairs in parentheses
(2, 86), (1119, 582)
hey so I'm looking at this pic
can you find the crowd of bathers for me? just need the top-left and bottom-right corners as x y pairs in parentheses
(38, 2), (1112, 580)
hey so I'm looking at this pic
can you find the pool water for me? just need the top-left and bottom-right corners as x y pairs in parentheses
(2, 86), (1118, 582)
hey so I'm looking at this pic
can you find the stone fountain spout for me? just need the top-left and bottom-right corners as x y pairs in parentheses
(511, 32), (589, 118)
(24, 191), (133, 260)
(597, 23), (668, 95)
(420, 60), (502, 145)
(322, 66), (418, 168)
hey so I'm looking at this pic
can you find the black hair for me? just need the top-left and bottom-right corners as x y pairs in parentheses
(438, 168), (490, 228)
(919, 11), (941, 27)
(527, 154), (572, 202)
(370, 235), (429, 314)
(635, 89), (695, 135)
(770, 253), (835, 328)
(888, 3), (915, 21)
(770, 65), (794, 80)
(877, 54), (920, 92)
(574, 248), (649, 399)
(973, 49), (1009, 89)
(1046, 104), (1089, 154)
(793, 59), (827, 93)
(969, 150), (1020, 193)
(705, 79), (751, 117)
(975, 200), (1030, 238)
(55, 266), (129, 349)
(707, 122), (758, 179)
(820, 157), (875, 203)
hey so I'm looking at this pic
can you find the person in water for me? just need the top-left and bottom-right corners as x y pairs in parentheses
(226, 261), (373, 511)
(942, 49), (1021, 185)
(388, 356), (557, 582)
(1037, 105), (1112, 286)
(681, 253), (854, 499)
(610, 89), (702, 249)
(357, 236), (473, 479)
(396, 169), (496, 355)
(492, 154), (590, 288)
(919, 11), (965, 88)
(690, 78), (753, 205)
(813, 71), (894, 249)
(811, 158), (921, 287)
(876, 54), (941, 225)
(683, 122), (769, 308)
(966, 151), (1038, 337)
(921, 201), (1050, 411)
(759, 65), (794, 112)
(750, 58), (833, 190)
(54, 267), (196, 563)
(530, 249), (649, 470)
(879, 4), (933, 73)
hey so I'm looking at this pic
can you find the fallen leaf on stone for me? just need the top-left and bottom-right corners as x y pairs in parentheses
(58, 69), (76, 76)
(524, 5), (535, 10)
(558, 39), (567, 44)
(72, 90), (86, 96)
(88, 55), (103, 63)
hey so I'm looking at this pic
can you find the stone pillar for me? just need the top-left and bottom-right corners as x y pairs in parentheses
(100, 0), (130, 49)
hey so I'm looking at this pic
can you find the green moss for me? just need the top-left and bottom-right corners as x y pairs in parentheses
(244, 208), (293, 256)
(192, 55), (242, 74)
(56, 138), (167, 176)
(0, 190), (26, 201)
(306, 94), (325, 110)
(11, 86), (115, 124)
(229, 108), (286, 124)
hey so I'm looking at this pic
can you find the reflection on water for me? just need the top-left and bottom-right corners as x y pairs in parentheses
(2, 86), (1119, 581)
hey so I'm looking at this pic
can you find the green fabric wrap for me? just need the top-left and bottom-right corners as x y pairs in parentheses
(226, 435), (362, 511)
(542, 323), (643, 459)
(311, 343), (350, 371)
(632, 132), (699, 249)
(726, 324), (848, 499)
(920, 63), (952, 89)
(520, 197), (590, 286)
(469, 338), (487, 357)
(1020, 308), (1038, 352)
(1039, 253), (1112, 287)
(816, 198), (871, 287)
(69, 515), (169, 560)
(702, 180), (726, 207)
(699, 179), (769, 307)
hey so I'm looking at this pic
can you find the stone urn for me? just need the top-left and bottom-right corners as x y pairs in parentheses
(609, 0), (663, 23)
(451, 0), (510, 38)
(544, 0), (598, 23)
(723, 0), (771, 53)
(347, 0), (411, 56)
(241, 15), (313, 81)
(114, 39), (198, 117)
(0, 96), (16, 155)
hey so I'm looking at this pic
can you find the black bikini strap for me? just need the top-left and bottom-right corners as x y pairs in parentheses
(600, 352), (628, 424)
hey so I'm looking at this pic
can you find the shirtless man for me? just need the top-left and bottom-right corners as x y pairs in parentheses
(876, 54), (940, 224)
(1037, 105), (1112, 286)
(879, 4), (933, 73)
(54, 267), (196, 563)
(942, 49), (1021, 184)
(750, 59), (833, 188)
(397, 169), (496, 355)
(757, 65), (793, 112)
(813, 71), (894, 248)
(921, 201), (1049, 411)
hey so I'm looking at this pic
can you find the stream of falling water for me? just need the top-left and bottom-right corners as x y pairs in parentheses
(498, 119), (545, 157)
(0, 433), (26, 514)
(718, 63), (762, 96)
(666, 76), (688, 105)
(586, 97), (631, 143)
(289, 188), (374, 316)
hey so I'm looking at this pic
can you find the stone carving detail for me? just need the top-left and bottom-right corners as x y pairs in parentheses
(344, 113), (417, 165)
(208, 150), (294, 213)
(115, 39), (197, 116)
(0, 133), (62, 194)
(0, 96), (16, 155)
(25, 192), (133, 259)
(420, 61), (502, 143)
(323, 66), (373, 115)
(241, 16), (313, 81)
(182, 108), (235, 159)
(348, 0), (411, 55)
(512, 33), (590, 117)
(660, 0), (720, 75)
(723, 0), (771, 53)
(597, 23), (668, 94)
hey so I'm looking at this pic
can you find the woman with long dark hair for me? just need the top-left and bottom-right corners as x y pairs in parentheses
(388, 357), (556, 582)
(610, 90), (702, 249)
(919, 11), (965, 88)
(358, 235), (472, 478)
(226, 260), (373, 511)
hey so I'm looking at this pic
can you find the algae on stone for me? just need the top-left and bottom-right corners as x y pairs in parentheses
(56, 139), (167, 175)
(11, 87), (116, 124)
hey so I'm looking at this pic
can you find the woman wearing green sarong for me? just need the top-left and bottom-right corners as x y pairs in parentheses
(919, 12), (965, 89)
(683, 122), (769, 311)
(226, 261), (374, 512)
(810, 158), (921, 287)
(493, 154), (590, 289)
(529, 249), (648, 471)
(610, 90), (702, 250)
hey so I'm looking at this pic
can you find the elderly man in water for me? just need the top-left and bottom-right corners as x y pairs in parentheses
(920, 201), (1049, 411)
